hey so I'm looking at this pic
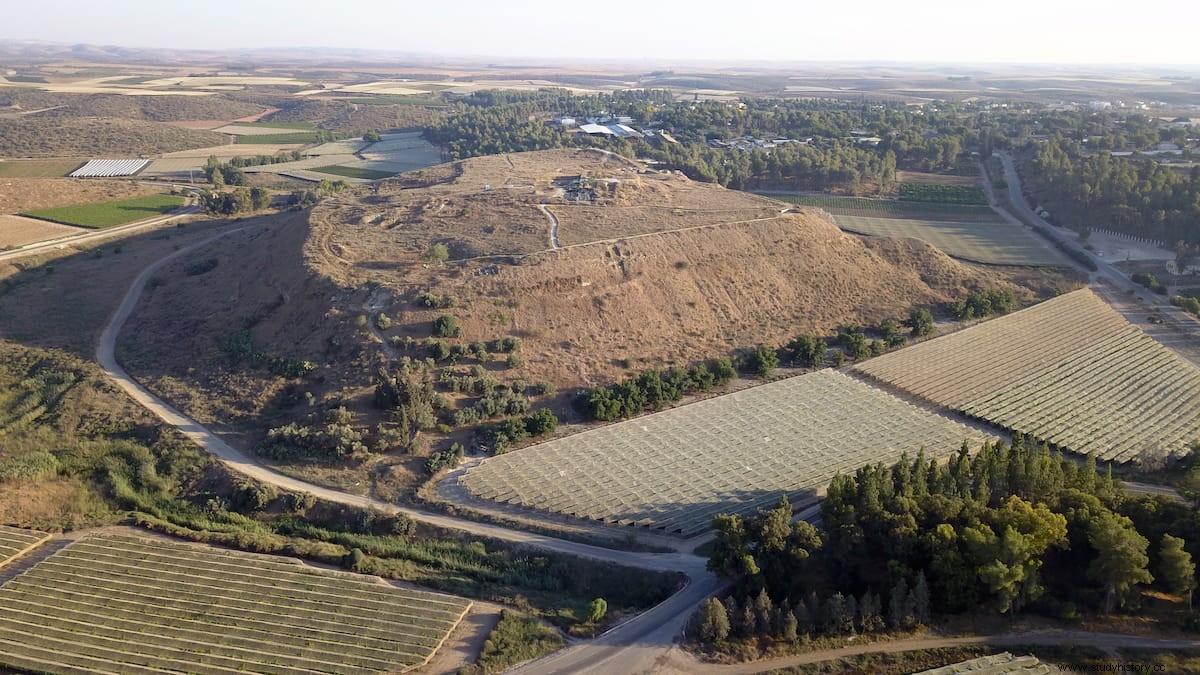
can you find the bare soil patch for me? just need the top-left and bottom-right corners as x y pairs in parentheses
(0, 215), (83, 248)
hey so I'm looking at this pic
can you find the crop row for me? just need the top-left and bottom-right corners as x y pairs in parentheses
(0, 533), (471, 675)
(832, 214), (1066, 267)
(962, 327), (1200, 462)
(761, 193), (1002, 222)
(856, 289), (1200, 463)
(0, 525), (48, 566)
(462, 370), (992, 536)
(855, 290), (1129, 407)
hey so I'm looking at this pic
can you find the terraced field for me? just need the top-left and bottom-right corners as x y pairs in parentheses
(460, 370), (992, 537)
(856, 289), (1200, 462)
(0, 533), (472, 674)
(962, 327), (1200, 462)
(761, 193), (1002, 222)
(0, 526), (48, 567)
(833, 214), (1065, 266)
(856, 290), (1130, 407)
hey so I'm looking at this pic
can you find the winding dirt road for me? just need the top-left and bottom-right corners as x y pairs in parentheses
(93, 216), (1193, 674)
(93, 222), (716, 674)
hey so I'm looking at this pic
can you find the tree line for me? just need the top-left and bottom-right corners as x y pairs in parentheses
(695, 436), (1199, 654)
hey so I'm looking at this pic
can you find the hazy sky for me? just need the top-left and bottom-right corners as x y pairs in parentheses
(5, 0), (1199, 66)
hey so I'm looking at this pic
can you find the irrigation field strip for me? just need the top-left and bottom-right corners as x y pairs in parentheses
(0, 533), (470, 675)
(0, 525), (50, 568)
(833, 214), (1067, 266)
(461, 370), (993, 537)
(854, 290), (1129, 408)
(961, 327), (1200, 462)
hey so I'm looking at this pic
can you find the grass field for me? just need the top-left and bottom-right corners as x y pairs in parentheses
(763, 193), (1001, 222)
(833, 214), (1065, 266)
(21, 194), (185, 229)
(0, 525), (48, 568)
(0, 159), (83, 178)
(461, 370), (991, 537)
(855, 289), (1200, 463)
(898, 182), (988, 205)
(235, 131), (327, 144)
(310, 165), (397, 180)
(0, 532), (472, 674)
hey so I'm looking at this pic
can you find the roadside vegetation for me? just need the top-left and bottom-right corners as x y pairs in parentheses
(462, 610), (566, 674)
(0, 339), (681, 632)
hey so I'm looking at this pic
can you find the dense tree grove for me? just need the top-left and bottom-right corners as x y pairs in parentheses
(696, 437), (1197, 652)
(1025, 139), (1200, 244)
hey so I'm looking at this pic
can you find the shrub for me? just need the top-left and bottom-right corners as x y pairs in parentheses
(507, 354), (525, 369)
(433, 315), (461, 338)
(525, 408), (559, 436)
(421, 243), (450, 264)
(375, 314), (392, 330)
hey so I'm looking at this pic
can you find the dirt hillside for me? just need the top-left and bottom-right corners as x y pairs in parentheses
(116, 149), (1025, 492)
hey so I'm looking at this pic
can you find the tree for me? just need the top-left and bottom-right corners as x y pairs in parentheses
(432, 315), (461, 338)
(888, 578), (913, 628)
(906, 307), (935, 338)
(781, 606), (799, 641)
(693, 597), (730, 642)
(744, 345), (779, 378)
(912, 570), (931, 624)
(858, 591), (885, 632)
(1178, 465), (1200, 509)
(1159, 534), (1196, 609)
(421, 243), (450, 264)
(586, 597), (608, 624)
(787, 334), (826, 368)
(1087, 511), (1153, 614)
(250, 187), (271, 210)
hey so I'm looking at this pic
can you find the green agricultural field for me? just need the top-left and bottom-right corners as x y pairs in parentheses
(898, 182), (988, 205)
(21, 194), (186, 229)
(310, 165), (397, 180)
(833, 214), (1066, 266)
(0, 533), (472, 674)
(461, 370), (992, 537)
(229, 120), (319, 130)
(0, 159), (84, 178)
(762, 193), (1001, 222)
(235, 131), (327, 144)
(856, 289), (1200, 463)
(0, 526), (48, 568)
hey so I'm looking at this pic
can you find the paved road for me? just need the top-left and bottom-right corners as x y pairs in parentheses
(0, 205), (199, 263)
(994, 152), (1164, 304)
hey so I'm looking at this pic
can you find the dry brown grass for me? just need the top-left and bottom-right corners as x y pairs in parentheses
(0, 178), (163, 214)
(106, 150), (1034, 497)
(0, 218), (244, 356)
(0, 116), (226, 157)
(0, 215), (83, 248)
